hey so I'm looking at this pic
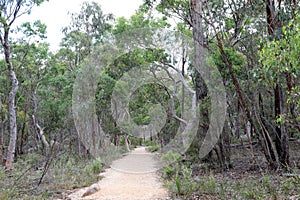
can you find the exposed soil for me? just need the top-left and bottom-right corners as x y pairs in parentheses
(67, 147), (169, 200)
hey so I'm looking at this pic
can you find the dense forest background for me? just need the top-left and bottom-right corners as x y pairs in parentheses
(0, 0), (300, 199)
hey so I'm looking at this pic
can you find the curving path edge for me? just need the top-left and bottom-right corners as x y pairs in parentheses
(68, 147), (169, 200)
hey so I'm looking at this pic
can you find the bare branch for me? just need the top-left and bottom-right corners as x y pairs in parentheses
(8, 0), (22, 27)
(150, 67), (188, 125)
(157, 61), (196, 95)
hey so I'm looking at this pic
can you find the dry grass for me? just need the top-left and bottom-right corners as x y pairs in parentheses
(0, 152), (106, 199)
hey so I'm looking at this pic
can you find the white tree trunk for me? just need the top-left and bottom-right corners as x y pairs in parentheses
(124, 135), (131, 152)
(6, 70), (19, 170)
(0, 116), (5, 165)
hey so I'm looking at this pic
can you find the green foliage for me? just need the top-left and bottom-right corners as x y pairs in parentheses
(177, 173), (300, 199)
(60, 1), (113, 68)
(258, 12), (300, 129)
(144, 139), (157, 146)
(161, 151), (196, 196)
(129, 83), (170, 126)
(258, 14), (300, 85)
(0, 188), (15, 200)
(210, 46), (247, 81)
(164, 165), (173, 178)
(84, 158), (102, 175)
(95, 43), (178, 140)
(146, 144), (160, 152)
(162, 150), (182, 165)
(154, 0), (191, 24)
(199, 175), (217, 194)
(63, 1), (113, 41)
(17, 20), (47, 39)
(113, 4), (170, 36)
(165, 163), (196, 196)
(282, 179), (295, 196)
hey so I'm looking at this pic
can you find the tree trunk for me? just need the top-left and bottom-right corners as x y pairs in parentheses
(274, 84), (290, 167)
(0, 1), (39, 170)
(218, 121), (231, 169)
(191, 0), (211, 160)
(259, 92), (265, 117)
(266, 0), (290, 169)
(2, 27), (19, 170)
(6, 71), (19, 170)
(205, 1), (278, 168)
(0, 112), (5, 165)
(124, 135), (131, 152)
(19, 102), (28, 155)
(286, 72), (298, 135)
(191, 0), (207, 100)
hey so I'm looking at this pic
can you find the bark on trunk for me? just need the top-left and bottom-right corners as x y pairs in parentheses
(191, 0), (211, 160)
(0, 1), (25, 170)
(266, 0), (290, 169)
(0, 114), (5, 165)
(124, 135), (131, 152)
(2, 29), (19, 170)
(274, 84), (290, 167)
(6, 67), (19, 170)
(191, 0), (207, 100)
(19, 102), (28, 155)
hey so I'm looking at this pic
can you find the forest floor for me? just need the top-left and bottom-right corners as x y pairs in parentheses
(67, 147), (169, 200)
(183, 140), (300, 199)
(1, 141), (299, 199)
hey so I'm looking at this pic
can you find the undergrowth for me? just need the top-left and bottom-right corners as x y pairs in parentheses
(0, 152), (105, 199)
(160, 150), (300, 200)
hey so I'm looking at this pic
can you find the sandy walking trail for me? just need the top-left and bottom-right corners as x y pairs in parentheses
(68, 147), (169, 200)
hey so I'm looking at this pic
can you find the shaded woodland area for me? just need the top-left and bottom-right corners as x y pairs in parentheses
(0, 0), (300, 199)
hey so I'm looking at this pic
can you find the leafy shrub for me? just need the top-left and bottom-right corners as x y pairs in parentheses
(161, 151), (195, 196)
(144, 140), (157, 146)
(84, 158), (102, 175)
(161, 151), (182, 179)
(137, 137), (143, 146)
(164, 165), (172, 178)
(146, 144), (160, 152)
(161, 150), (182, 165)
(92, 158), (102, 174)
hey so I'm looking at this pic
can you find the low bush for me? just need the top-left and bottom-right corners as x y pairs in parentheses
(146, 144), (160, 152)
(161, 151), (196, 197)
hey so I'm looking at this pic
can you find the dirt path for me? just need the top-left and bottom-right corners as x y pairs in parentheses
(68, 147), (169, 200)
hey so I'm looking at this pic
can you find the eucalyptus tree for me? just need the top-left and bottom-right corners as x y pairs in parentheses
(96, 6), (180, 148)
(59, 1), (113, 70)
(11, 21), (50, 154)
(145, 0), (300, 170)
(37, 2), (115, 158)
(0, 0), (46, 170)
(144, 0), (229, 166)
